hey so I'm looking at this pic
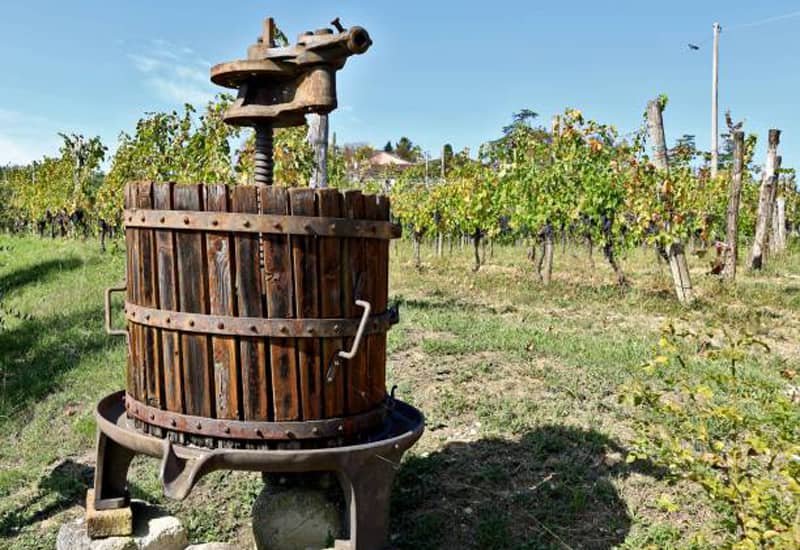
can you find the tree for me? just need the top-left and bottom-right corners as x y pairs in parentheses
(394, 137), (421, 162)
(383, 141), (394, 153)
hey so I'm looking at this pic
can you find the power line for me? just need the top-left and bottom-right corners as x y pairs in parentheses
(687, 9), (800, 50)
(726, 9), (800, 31)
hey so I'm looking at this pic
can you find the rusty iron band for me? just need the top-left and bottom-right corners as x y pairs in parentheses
(125, 302), (398, 337)
(124, 393), (387, 441)
(123, 209), (401, 240)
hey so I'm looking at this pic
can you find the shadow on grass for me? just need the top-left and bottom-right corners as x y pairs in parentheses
(0, 257), (84, 295)
(0, 459), (93, 538)
(393, 425), (661, 550)
(0, 305), (113, 420)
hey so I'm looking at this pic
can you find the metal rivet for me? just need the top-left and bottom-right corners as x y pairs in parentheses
(218, 322), (225, 330)
(285, 430), (294, 438)
(128, 216), (133, 222)
(338, 425), (344, 433)
(141, 216), (146, 222)
(145, 315), (151, 321)
(189, 320), (195, 327)
(307, 327), (315, 335)
(334, 324), (341, 334)
(255, 429), (263, 437)
(150, 413), (155, 420)
(224, 426), (231, 434)
(280, 326), (288, 334)
(304, 224), (312, 232)
(212, 220), (219, 226)
(160, 217), (166, 223)
(250, 325), (258, 333)
(243, 220), (251, 228)
(312, 427), (320, 435)
(196, 423), (202, 430)
(170, 419), (177, 427)
(329, 223), (336, 231)
(131, 311), (136, 317)
(370, 224), (377, 233)
(166, 317), (171, 324)
(274, 223), (282, 231)
(184, 217), (190, 225)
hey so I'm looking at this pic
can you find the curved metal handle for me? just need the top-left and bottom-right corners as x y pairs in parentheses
(105, 284), (128, 338)
(326, 299), (371, 382)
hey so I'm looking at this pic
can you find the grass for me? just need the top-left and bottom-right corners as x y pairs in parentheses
(0, 233), (797, 548)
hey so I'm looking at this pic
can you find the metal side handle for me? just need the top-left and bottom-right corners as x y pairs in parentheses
(105, 283), (128, 338)
(327, 299), (371, 382)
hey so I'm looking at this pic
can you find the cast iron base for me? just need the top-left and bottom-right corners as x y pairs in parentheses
(92, 391), (424, 550)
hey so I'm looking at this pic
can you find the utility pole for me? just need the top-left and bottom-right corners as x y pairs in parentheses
(710, 22), (721, 179)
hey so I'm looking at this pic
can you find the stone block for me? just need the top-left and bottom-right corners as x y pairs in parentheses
(85, 489), (133, 539)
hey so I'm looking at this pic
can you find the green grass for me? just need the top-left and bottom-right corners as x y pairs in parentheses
(0, 233), (797, 548)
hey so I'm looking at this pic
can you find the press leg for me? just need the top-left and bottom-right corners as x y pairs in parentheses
(93, 430), (135, 510)
(338, 453), (401, 550)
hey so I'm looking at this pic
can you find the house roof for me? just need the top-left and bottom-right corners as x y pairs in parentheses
(368, 151), (414, 166)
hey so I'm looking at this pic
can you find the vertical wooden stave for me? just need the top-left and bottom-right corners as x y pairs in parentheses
(231, 186), (270, 423)
(205, 184), (240, 423)
(342, 191), (369, 414)
(317, 189), (345, 418)
(153, 183), (183, 443)
(261, 186), (301, 422)
(123, 183), (139, 409)
(363, 195), (390, 408)
(289, 188), (322, 420)
(173, 185), (214, 424)
(134, 181), (163, 436)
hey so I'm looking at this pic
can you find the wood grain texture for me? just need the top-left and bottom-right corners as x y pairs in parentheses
(342, 190), (369, 414)
(317, 189), (345, 417)
(205, 184), (240, 421)
(231, 186), (270, 421)
(153, 182), (182, 416)
(173, 185), (213, 419)
(289, 188), (322, 420)
(363, 194), (389, 407)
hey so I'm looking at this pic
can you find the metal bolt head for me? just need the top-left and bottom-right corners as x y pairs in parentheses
(183, 217), (190, 225)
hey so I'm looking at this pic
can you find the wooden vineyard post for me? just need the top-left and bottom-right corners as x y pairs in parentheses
(541, 227), (554, 284)
(308, 114), (329, 189)
(722, 131), (745, 280)
(770, 175), (787, 254)
(646, 98), (694, 304)
(750, 129), (781, 270)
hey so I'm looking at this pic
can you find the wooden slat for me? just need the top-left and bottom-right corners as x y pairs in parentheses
(231, 186), (269, 421)
(205, 184), (240, 421)
(342, 190), (369, 414)
(123, 184), (139, 406)
(153, 183), (183, 418)
(289, 188), (322, 420)
(173, 185), (214, 420)
(318, 189), (345, 418)
(364, 194), (390, 407)
(134, 182), (163, 438)
(135, 182), (162, 413)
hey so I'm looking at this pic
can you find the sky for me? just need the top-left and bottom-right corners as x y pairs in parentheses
(0, 1), (798, 168)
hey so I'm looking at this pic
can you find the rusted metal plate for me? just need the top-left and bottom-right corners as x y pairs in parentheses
(123, 208), (401, 240)
(210, 20), (371, 128)
(124, 393), (386, 441)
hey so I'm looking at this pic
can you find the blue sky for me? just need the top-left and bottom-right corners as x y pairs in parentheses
(0, 1), (798, 167)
